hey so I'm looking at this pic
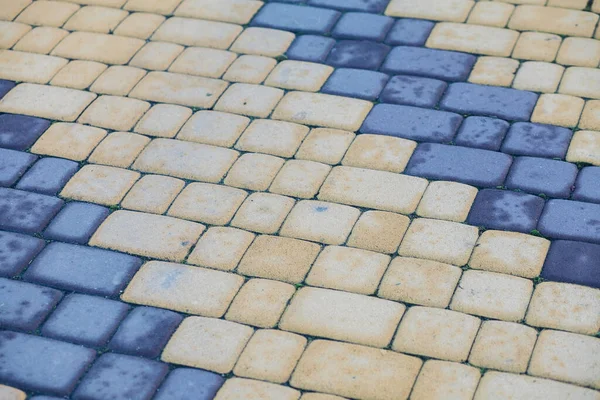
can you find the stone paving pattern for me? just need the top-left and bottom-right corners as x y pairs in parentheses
(0, 0), (600, 399)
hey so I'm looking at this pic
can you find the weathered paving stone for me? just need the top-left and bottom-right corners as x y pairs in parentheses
(326, 40), (390, 70)
(0, 278), (62, 331)
(379, 75), (447, 108)
(501, 122), (573, 159)
(154, 368), (225, 400)
(0, 114), (51, 151)
(0, 80), (16, 99)
(405, 143), (512, 187)
(252, 3), (340, 34)
(332, 12), (393, 41)
(573, 167), (600, 204)
(0, 148), (37, 187)
(15, 157), (79, 196)
(467, 189), (545, 233)
(321, 68), (388, 100)
(286, 35), (335, 63)
(505, 157), (578, 199)
(0, 188), (64, 234)
(541, 240), (600, 289)
(454, 116), (509, 151)
(0, 230), (44, 277)
(23, 242), (142, 297)
(385, 18), (435, 46)
(43, 202), (109, 244)
(538, 199), (600, 244)
(29, 396), (64, 400)
(0, 331), (96, 396)
(308, 0), (390, 12)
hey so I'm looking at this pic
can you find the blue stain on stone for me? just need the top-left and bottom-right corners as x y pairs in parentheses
(315, 206), (328, 212)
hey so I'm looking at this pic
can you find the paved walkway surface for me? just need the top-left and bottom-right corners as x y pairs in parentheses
(1, 0), (600, 399)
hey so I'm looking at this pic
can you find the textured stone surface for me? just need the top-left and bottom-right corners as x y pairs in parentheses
(0, 188), (63, 234)
(385, 18), (435, 46)
(326, 40), (390, 70)
(0, 148), (36, 187)
(321, 68), (388, 100)
(332, 12), (393, 41)
(454, 116), (509, 151)
(154, 368), (224, 400)
(380, 75), (447, 107)
(43, 202), (109, 244)
(542, 240), (600, 289)
(501, 122), (573, 159)
(573, 167), (600, 204)
(505, 157), (578, 199)
(538, 200), (600, 244)
(15, 158), (78, 196)
(286, 35), (335, 63)
(0, 114), (50, 151)
(252, 3), (340, 34)
(0, 230), (44, 277)
(0, 278), (62, 331)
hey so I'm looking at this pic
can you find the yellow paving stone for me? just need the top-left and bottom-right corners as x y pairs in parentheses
(559, 67), (600, 99)
(272, 92), (373, 131)
(61, 165), (139, 205)
(512, 61), (564, 93)
(113, 12), (165, 40)
(342, 134), (416, 173)
(132, 138), (239, 182)
(152, 17), (242, 49)
(378, 257), (462, 308)
(13, 27), (68, 54)
(52, 32), (144, 65)
(63, 6), (128, 34)
(526, 282), (600, 335)
(88, 131), (150, 168)
(305, 245), (391, 295)
(280, 287), (404, 347)
(416, 181), (477, 223)
(177, 110), (249, 147)
(528, 330), (600, 389)
(236, 235), (320, 283)
(230, 27), (294, 57)
(392, 306), (481, 362)
(346, 211), (410, 254)
(265, 61), (333, 92)
(319, 166), (428, 214)
(0, 385), (26, 400)
(467, 2), (514, 27)
(0, 51), (68, 85)
(509, 5), (599, 37)
(175, 0), (263, 24)
(120, 175), (185, 214)
(566, 130), (600, 166)
(595, 0), (600, 12)
(385, 0), (474, 22)
(223, 55), (277, 84)
(295, 128), (355, 165)
(427, 23), (519, 57)
(214, 83), (284, 118)
(128, 42), (183, 71)
(16, 0), (79, 27)
(224, 153), (285, 191)
(548, 0), (588, 8)
(468, 56), (519, 86)
(188, 226), (255, 270)
(580, 100), (600, 130)
(269, 160), (331, 199)
(215, 378), (300, 400)
(62, 0), (126, 6)
(124, 0), (183, 14)
(234, 329), (306, 383)
(167, 182), (247, 225)
(162, 316), (253, 373)
(225, 278), (295, 328)
(78, 95), (150, 131)
(0, 0), (31, 21)
(231, 193), (295, 234)
(235, 119), (309, 158)
(411, 360), (481, 400)
(31, 122), (106, 160)
(531, 94), (584, 127)
(300, 394), (346, 400)
(0, 22), (31, 49)
(134, 104), (192, 138)
(169, 47), (237, 79)
(511, 31), (561, 62)
(51, 60), (107, 90)
(89, 66), (146, 96)
(556, 37), (600, 67)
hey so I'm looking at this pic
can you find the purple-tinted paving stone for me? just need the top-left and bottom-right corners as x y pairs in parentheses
(0, 114), (51, 151)
(72, 353), (168, 400)
(0, 331), (96, 396)
(500, 122), (573, 159)
(308, 0), (390, 12)
(467, 189), (545, 233)
(379, 75), (447, 108)
(29, 397), (65, 400)
(251, 3), (340, 34)
(573, 167), (600, 204)
(44, 202), (109, 244)
(16, 157), (79, 196)
(405, 144), (513, 187)
(286, 35), (335, 63)
(321, 68), (388, 100)
(0, 278), (62, 331)
(385, 19), (435, 46)
(154, 368), (225, 400)
(454, 116), (509, 151)
(541, 240), (600, 289)
(109, 306), (183, 358)
(381, 46), (476, 82)
(326, 40), (390, 70)
(360, 104), (462, 142)
(505, 157), (577, 199)
(271, 0), (306, 2)
(331, 12), (394, 41)
(0, 188), (64, 234)
(0, 148), (37, 186)
(23, 242), (142, 297)
(0, 80), (16, 99)
(538, 199), (600, 244)
(0, 230), (44, 277)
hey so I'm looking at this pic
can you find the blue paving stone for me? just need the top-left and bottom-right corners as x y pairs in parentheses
(0, 230), (44, 277)
(15, 157), (79, 195)
(326, 40), (390, 70)
(573, 167), (600, 204)
(500, 122), (573, 159)
(538, 200), (600, 244)
(251, 3), (340, 34)
(379, 75), (447, 108)
(308, 0), (390, 12)
(0, 278), (62, 331)
(0, 148), (37, 186)
(541, 240), (600, 289)
(286, 35), (335, 63)
(29, 397), (64, 400)
(360, 104), (462, 143)
(44, 202), (109, 244)
(0, 331), (96, 396)
(454, 116), (510, 151)
(381, 46), (476, 81)
(385, 19), (435, 46)
(72, 353), (169, 400)
(109, 306), (183, 358)
(0, 80), (15, 99)
(321, 68), (388, 100)
(154, 368), (225, 400)
(0, 188), (64, 234)
(467, 189), (545, 233)
(505, 157), (578, 199)
(332, 12), (394, 41)
(23, 242), (142, 297)
(0, 114), (51, 151)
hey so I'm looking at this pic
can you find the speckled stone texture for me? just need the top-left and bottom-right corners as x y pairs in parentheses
(0, 278), (62, 331)
(0, 114), (51, 151)
(381, 47), (476, 81)
(541, 240), (600, 288)
(0, 230), (44, 277)
(0, 188), (64, 234)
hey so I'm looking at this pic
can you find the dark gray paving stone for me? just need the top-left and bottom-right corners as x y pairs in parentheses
(385, 19), (435, 46)
(505, 157), (578, 199)
(326, 40), (390, 70)
(454, 116), (510, 151)
(0, 114), (51, 151)
(573, 167), (600, 204)
(0, 331), (96, 396)
(0, 230), (45, 277)
(308, 0), (390, 12)
(23, 242), (142, 297)
(0, 80), (15, 99)
(154, 368), (225, 400)
(538, 199), (600, 244)
(467, 189), (545, 233)
(360, 104), (462, 143)
(0, 188), (64, 234)
(379, 75), (447, 108)
(381, 46), (476, 82)
(109, 306), (183, 358)
(15, 157), (79, 196)
(332, 12), (393, 41)
(0, 278), (62, 331)
(286, 35), (335, 63)
(44, 202), (109, 244)
(72, 353), (168, 400)
(321, 68), (388, 100)
(0, 148), (37, 186)
(541, 240), (600, 289)
(251, 3), (340, 34)
(500, 122), (573, 159)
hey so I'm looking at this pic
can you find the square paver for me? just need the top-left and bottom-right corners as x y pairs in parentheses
(265, 60), (332, 92)
(505, 156), (578, 198)
(177, 110), (249, 147)
(501, 122), (573, 159)
(380, 75), (447, 108)
(0, 148), (36, 187)
(235, 119), (309, 158)
(187, 227), (255, 271)
(121, 175), (184, 214)
(223, 55), (277, 84)
(63, 6), (128, 33)
(113, 12), (165, 39)
(44, 202), (109, 244)
(224, 153), (285, 191)
(321, 68), (389, 101)
(175, 0), (263, 24)
(385, 18), (434, 46)
(269, 160), (331, 199)
(16, 0), (79, 27)
(88, 132), (150, 168)
(52, 31), (144, 65)
(580, 100), (600, 131)
(214, 83), (283, 118)
(231, 193), (295, 234)
(326, 40), (390, 70)
(468, 1), (514, 27)
(0, 231), (44, 277)
(151, 17), (242, 49)
(31, 122), (106, 161)
(454, 116), (509, 151)
(169, 47), (236, 79)
(411, 360), (480, 400)
(215, 378), (300, 400)
(15, 158), (78, 196)
(346, 210), (410, 254)
(332, 12), (393, 41)
(89, 66), (147, 96)
(230, 27), (295, 57)
(50, 60), (107, 90)
(342, 134), (416, 173)
(538, 199), (600, 245)
(153, 368), (224, 400)
(512, 62), (564, 94)
(545, 240), (600, 289)
(0, 278), (62, 331)
(531, 94), (584, 128)
(0, 114), (50, 151)
(566, 130), (600, 166)
(129, 42), (183, 71)
(416, 181), (478, 223)
(385, 0), (474, 22)
(512, 32), (561, 62)
(13, 27), (68, 55)
(0, 188), (63, 234)
(286, 35), (335, 63)
(468, 56), (519, 87)
(251, 3), (340, 34)
(295, 128), (355, 165)
(573, 166), (600, 203)
(78, 95), (150, 131)
(60, 165), (140, 206)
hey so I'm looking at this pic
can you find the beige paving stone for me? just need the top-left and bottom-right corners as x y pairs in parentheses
(509, 5), (598, 37)
(566, 130), (600, 166)
(120, 175), (185, 214)
(175, 0), (263, 24)
(88, 131), (150, 168)
(61, 165), (139, 205)
(512, 62), (564, 93)
(272, 92), (373, 131)
(62, 0), (127, 6)
(411, 360), (481, 400)
(52, 32), (144, 65)
(152, 17), (242, 49)
(177, 110), (249, 147)
(280, 287), (404, 347)
(512, 32), (561, 62)
(580, 100), (600, 130)
(291, 340), (422, 400)
(236, 235), (320, 283)
(16, 0), (79, 27)
(234, 329), (306, 383)
(230, 27), (294, 57)
(167, 183), (247, 225)
(63, 6), (128, 33)
(556, 37), (600, 67)
(13, 27), (68, 54)
(467, 1), (514, 27)
(295, 128), (355, 165)
(306, 246), (391, 295)
(50, 60), (107, 90)
(31, 122), (106, 161)
(224, 153), (285, 191)
(132, 138), (239, 182)
(269, 160), (331, 199)
(169, 47), (237, 79)
(188, 226), (255, 270)
(162, 316), (253, 373)
(134, 104), (191, 138)
(214, 83), (284, 118)
(531, 94), (584, 127)
(0, 385), (26, 400)
(113, 12), (165, 40)
(318, 166), (428, 214)
(89, 66), (146, 96)
(225, 278), (295, 328)
(0, 22), (31, 49)
(468, 56), (519, 86)
(223, 55), (277, 84)
(300, 394), (346, 400)
(416, 181), (477, 222)
(378, 257), (462, 308)
(215, 378), (300, 400)
(231, 193), (295, 234)
(265, 61), (333, 92)
(528, 330), (600, 389)
(385, 0), (474, 22)
(235, 119), (309, 157)
(547, 0), (588, 8)
(0, 0), (31, 21)
(124, 0), (183, 14)
(392, 306), (480, 362)
(128, 42), (183, 71)
(78, 95), (150, 131)
(0, 51), (68, 85)
(427, 23), (519, 57)
(346, 211), (409, 254)
(559, 67), (600, 99)
(595, 0), (600, 12)
(342, 134), (416, 173)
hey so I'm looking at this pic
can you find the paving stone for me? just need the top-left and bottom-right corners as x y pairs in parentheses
(231, 193), (294, 234)
(454, 116), (509, 151)
(0, 21), (31, 50)
(538, 199), (600, 244)
(346, 211), (410, 254)
(0, 331), (96, 396)
(79, 95), (150, 131)
(89, 66), (147, 97)
(411, 360), (480, 400)
(416, 181), (477, 223)
(343, 135), (415, 174)
(0, 385), (26, 400)
(88, 132), (150, 169)
(308, 0), (390, 12)
(269, 160), (331, 199)
(508, 5), (598, 37)
(286, 35), (335, 63)
(43, 202), (109, 244)
(0, 80), (15, 99)
(121, 175), (184, 215)
(251, 3), (340, 34)
(332, 12), (393, 41)
(31, 123), (107, 162)
(573, 167), (600, 204)
(61, 165), (140, 206)
(300, 394), (345, 400)
(224, 154), (285, 191)
(0, 148), (36, 187)
(113, 12), (165, 40)
(427, 23), (519, 57)
(0, 188), (63, 234)
(531, 94), (584, 128)
(542, 240), (600, 289)
(467, 1), (514, 27)
(214, 83), (283, 118)
(501, 122), (573, 159)
(16, 0), (79, 27)
(15, 158), (78, 196)
(265, 60), (333, 92)
(295, 128), (355, 165)
(63, 5), (128, 34)
(125, 0), (181, 14)
(513, 32), (562, 63)
(385, 0), (474, 22)
(0, 230), (44, 277)
(174, 0), (263, 24)
(326, 40), (390, 70)
(177, 110), (250, 148)
(129, 42), (183, 71)
(0, 0), (30, 21)
(381, 46), (475, 81)
(0, 114), (50, 151)
(169, 47), (237, 79)
(379, 75), (447, 108)
(223, 55), (277, 84)
(321, 68), (389, 101)
(468, 56), (519, 87)
(513, 62), (565, 94)
(235, 120), (309, 158)
(151, 17), (241, 49)
(566, 130), (600, 166)
(559, 67), (600, 100)
(385, 18), (434, 46)
(187, 227), (255, 271)
(580, 100), (600, 131)
(51, 31), (144, 65)
(50, 60), (107, 90)
(0, 51), (68, 85)
(154, 368), (224, 400)
(230, 27), (295, 57)
(0, 278), (62, 331)
(505, 157), (577, 199)
(215, 378), (300, 400)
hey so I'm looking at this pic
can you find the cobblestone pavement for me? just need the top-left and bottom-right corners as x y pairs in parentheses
(1, 0), (600, 399)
